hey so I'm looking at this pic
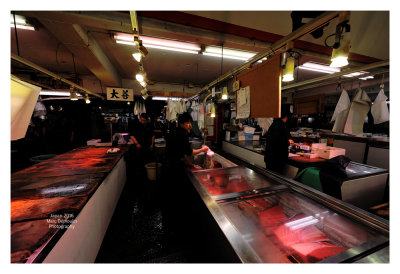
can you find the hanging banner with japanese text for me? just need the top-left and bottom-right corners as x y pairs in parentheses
(106, 87), (134, 101)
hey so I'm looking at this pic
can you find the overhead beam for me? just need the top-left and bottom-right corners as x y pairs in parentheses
(282, 60), (389, 91)
(72, 24), (122, 87)
(25, 12), (122, 87)
(11, 53), (104, 99)
(191, 11), (341, 99)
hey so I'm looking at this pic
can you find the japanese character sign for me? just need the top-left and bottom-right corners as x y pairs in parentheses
(106, 87), (134, 101)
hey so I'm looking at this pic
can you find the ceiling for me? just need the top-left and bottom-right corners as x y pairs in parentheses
(10, 11), (389, 98)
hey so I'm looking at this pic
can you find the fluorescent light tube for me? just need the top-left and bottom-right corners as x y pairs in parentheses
(298, 62), (340, 74)
(116, 40), (136, 46)
(10, 24), (35, 31)
(10, 14), (35, 31)
(205, 46), (256, 59)
(152, 96), (185, 101)
(342, 71), (374, 80)
(115, 33), (201, 54)
(202, 52), (249, 61)
(40, 90), (82, 96)
(141, 36), (201, 52)
(143, 44), (199, 54)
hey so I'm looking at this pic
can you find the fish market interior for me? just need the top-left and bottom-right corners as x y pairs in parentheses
(9, 9), (391, 265)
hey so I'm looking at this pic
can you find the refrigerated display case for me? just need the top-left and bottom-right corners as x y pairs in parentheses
(187, 164), (389, 263)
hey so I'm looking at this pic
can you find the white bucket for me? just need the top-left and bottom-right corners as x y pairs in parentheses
(145, 162), (162, 181)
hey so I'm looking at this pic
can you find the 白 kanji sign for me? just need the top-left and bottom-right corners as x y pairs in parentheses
(106, 87), (134, 101)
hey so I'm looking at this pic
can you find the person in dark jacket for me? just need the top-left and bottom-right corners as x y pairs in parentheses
(162, 112), (208, 246)
(264, 109), (293, 175)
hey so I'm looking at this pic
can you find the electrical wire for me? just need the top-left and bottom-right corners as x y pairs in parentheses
(12, 12), (20, 56)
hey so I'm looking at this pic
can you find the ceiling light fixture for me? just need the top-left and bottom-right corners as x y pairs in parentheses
(136, 71), (146, 83)
(281, 42), (296, 82)
(282, 56), (295, 82)
(330, 12), (351, 68)
(84, 94), (91, 104)
(342, 71), (374, 80)
(132, 40), (148, 63)
(210, 105), (216, 118)
(40, 90), (82, 97)
(152, 96), (186, 101)
(222, 87), (228, 100)
(114, 33), (201, 54)
(298, 62), (341, 74)
(203, 46), (257, 61)
(10, 14), (36, 31)
(69, 88), (79, 101)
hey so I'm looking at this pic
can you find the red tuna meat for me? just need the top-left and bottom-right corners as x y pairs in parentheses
(258, 205), (287, 227)
(291, 242), (348, 263)
(247, 197), (271, 210)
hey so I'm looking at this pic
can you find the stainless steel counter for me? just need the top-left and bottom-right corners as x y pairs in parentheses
(186, 154), (389, 263)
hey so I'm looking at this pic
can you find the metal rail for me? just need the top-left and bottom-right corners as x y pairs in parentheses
(282, 68), (389, 93)
(11, 53), (104, 99)
(190, 11), (340, 100)
(282, 60), (389, 91)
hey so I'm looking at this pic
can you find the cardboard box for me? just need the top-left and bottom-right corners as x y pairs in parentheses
(317, 147), (346, 159)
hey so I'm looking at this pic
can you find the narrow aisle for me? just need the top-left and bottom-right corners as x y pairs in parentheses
(95, 170), (189, 263)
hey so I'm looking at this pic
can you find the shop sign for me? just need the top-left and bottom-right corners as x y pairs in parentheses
(106, 87), (134, 101)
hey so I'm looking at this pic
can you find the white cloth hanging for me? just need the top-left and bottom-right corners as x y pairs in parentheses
(332, 89), (351, 133)
(142, 101), (146, 114)
(255, 118), (273, 135)
(371, 88), (389, 124)
(344, 88), (371, 136)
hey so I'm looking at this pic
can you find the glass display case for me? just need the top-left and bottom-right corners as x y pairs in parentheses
(189, 166), (389, 263)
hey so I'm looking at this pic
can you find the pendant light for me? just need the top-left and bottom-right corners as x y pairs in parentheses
(136, 71), (145, 82)
(282, 56), (295, 82)
(330, 12), (351, 68)
(84, 94), (91, 104)
(222, 87), (228, 100)
(211, 105), (216, 118)
(69, 87), (78, 101)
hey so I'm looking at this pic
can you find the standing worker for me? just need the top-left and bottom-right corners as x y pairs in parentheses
(264, 109), (293, 175)
(129, 113), (155, 180)
(162, 112), (208, 248)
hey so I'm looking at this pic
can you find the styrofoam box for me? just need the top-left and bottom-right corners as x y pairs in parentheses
(304, 153), (319, 159)
(311, 142), (327, 153)
(317, 147), (346, 159)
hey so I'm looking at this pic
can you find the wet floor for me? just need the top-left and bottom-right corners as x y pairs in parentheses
(95, 172), (190, 263)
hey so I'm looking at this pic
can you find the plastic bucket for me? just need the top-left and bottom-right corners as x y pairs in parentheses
(145, 162), (162, 181)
